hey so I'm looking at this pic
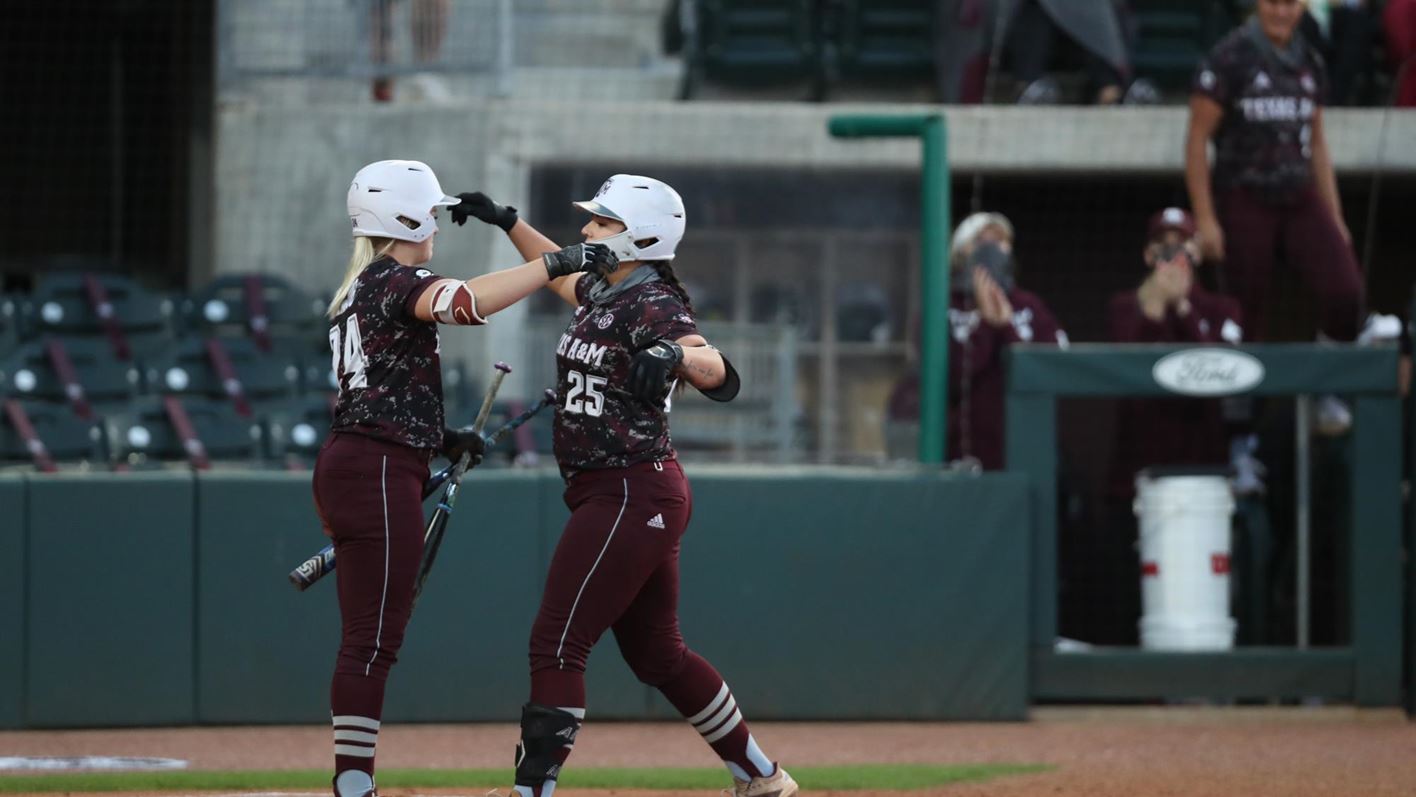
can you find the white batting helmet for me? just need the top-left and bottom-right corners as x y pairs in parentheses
(951, 211), (1015, 263)
(348, 160), (459, 243)
(573, 174), (686, 261)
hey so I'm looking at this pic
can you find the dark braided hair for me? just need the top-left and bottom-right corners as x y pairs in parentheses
(650, 260), (693, 317)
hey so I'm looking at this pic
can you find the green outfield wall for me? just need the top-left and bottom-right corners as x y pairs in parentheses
(0, 468), (1030, 728)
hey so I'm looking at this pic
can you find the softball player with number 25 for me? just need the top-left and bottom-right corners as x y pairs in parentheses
(452, 176), (798, 797)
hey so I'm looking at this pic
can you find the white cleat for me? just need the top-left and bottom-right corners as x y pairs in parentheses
(723, 765), (799, 797)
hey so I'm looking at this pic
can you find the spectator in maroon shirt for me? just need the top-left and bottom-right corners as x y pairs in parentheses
(1386, 0), (1416, 107)
(887, 211), (1068, 470)
(1106, 207), (1246, 500)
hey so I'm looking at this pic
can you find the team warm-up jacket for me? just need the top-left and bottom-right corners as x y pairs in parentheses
(1105, 285), (1244, 497)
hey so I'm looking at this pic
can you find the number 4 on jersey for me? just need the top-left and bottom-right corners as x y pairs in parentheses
(330, 315), (369, 390)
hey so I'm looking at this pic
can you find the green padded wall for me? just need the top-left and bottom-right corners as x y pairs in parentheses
(671, 469), (1031, 720)
(17, 469), (1032, 726)
(382, 472), (550, 721)
(195, 472), (340, 723)
(0, 476), (24, 728)
(26, 473), (196, 726)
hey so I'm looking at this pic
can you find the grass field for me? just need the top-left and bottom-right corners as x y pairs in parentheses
(0, 764), (1046, 793)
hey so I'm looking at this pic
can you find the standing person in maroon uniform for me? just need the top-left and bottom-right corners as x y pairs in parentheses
(1185, 0), (1363, 345)
(1081, 208), (1247, 644)
(315, 159), (616, 797)
(450, 176), (797, 797)
(1107, 207), (1246, 488)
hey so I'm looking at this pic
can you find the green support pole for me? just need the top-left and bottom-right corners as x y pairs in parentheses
(828, 114), (951, 464)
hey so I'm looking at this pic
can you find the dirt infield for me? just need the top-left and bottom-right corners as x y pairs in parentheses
(2, 707), (1414, 796)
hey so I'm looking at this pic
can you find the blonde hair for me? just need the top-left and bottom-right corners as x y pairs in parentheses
(327, 236), (396, 319)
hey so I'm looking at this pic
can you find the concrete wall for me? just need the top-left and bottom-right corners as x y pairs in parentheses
(214, 100), (1416, 394)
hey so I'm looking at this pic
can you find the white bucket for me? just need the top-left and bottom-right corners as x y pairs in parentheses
(1133, 473), (1236, 651)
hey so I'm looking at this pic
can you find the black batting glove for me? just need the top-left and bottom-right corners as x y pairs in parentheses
(543, 242), (618, 280)
(627, 339), (684, 402)
(450, 191), (518, 231)
(441, 427), (486, 466)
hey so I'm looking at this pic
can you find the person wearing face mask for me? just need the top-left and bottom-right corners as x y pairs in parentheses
(1062, 208), (1252, 646)
(1107, 207), (1251, 501)
(948, 212), (1068, 471)
(889, 212), (1069, 470)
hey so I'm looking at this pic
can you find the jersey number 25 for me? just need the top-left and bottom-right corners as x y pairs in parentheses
(564, 369), (605, 417)
(330, 316), (369, 390)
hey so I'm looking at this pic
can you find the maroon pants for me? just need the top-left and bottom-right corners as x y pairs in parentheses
(523, 459), (776, 791)
(1216, 186), (1363, 341)
(529, 459), (695, 704)
(313, 432), (431, 774)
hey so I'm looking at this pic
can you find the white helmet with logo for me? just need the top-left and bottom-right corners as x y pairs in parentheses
(573, 174), (685, 261)
(348, 159), (460, 243)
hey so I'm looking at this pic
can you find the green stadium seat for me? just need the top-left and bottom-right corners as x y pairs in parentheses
(262, 396), (334, 464)
(182, 273), (327, 355)
(0, 339), (141, 416)
(20, 273), (176, 360)
(105, 396), (265, 467)
(1129, 0), (1242, 91)
(680, 0), (826, 99)
(827, 0), (936, 87)
(0, 297), (20, 360)
(0, 400), (105, 467)
(143, 337), (301, 410)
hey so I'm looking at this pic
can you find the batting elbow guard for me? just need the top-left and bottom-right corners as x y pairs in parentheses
(429, 280), (485, 326)
(515, 703), (582, 787)
(699, 352), (740, 402)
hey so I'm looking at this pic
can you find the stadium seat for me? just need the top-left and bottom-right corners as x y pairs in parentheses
(105, 396), (265, 467)
(1129, 0), (1242, 91)
(826, 0), (936, 90)
(0, 399), (105, 469)
(0, 338), (141, 418)
(0, 297), (20, 360)
(679, 0), (826, 99)
(20, 273), (177, 360)
(181, 273), (327, 354)
(142, 336), (301, 413)
(263, 395), (334, 464)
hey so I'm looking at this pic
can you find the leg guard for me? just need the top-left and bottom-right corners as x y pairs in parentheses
(513, 703), (581, 788)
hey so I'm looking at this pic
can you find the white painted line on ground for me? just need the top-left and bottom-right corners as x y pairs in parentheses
(0, 756), (189, 771)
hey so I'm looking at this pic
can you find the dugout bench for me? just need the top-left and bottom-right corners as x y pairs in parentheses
(1006, 343), (1404, 706)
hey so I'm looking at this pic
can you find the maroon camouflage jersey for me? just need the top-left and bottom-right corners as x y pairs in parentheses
(552, 275), (698, 474)
(330, 256), (474, 451)
(1193, 22), (1327, 204)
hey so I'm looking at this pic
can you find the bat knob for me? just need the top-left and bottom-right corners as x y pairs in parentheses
(543, 388), (557, 401)
(494, 361), (512, 374)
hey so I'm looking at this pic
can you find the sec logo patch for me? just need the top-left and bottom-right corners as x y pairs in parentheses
(597, 314), (615, 330)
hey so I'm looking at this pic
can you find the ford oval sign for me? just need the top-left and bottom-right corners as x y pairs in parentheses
(1152, 348), (1265, 396)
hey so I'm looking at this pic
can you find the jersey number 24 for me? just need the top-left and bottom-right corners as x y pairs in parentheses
(330, 316), (369, 390)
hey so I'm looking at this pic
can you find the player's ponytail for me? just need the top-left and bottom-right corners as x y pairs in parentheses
(327, 236), (396, 319)
(649, 260), (693, 317)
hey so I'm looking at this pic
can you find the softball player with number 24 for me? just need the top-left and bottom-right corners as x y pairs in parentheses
(318, 160), (616, 797)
